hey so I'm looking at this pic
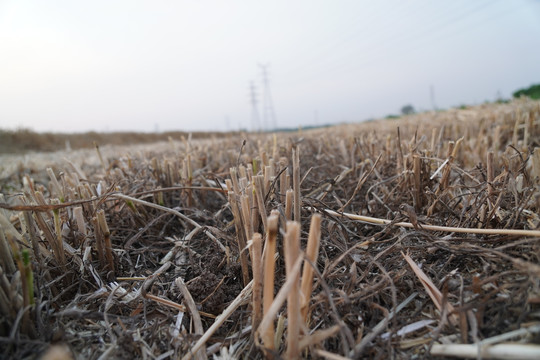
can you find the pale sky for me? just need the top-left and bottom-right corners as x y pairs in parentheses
(0, 0), (539, 133)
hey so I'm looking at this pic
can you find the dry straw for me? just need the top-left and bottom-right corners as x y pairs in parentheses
(262, 212), (279, 352)
(300, 214), (321, 323)
(320, 208), (540, 237)
(251, 232), (263, 333)
(292, 146), (301, 222)
(1, 98), (539, 359)
(284, 221), (301, 359)
(96, 209), (115, 275)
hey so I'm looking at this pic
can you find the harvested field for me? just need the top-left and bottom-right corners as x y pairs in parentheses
(1, 99), (540, 359)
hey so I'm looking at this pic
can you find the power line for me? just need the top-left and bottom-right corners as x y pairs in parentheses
(279, 0), (413, 80)
(344, 0), (513, 73)
(282, 0), (502, 85)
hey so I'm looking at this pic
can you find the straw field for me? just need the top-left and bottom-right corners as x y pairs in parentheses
(1, 98), (540, 359)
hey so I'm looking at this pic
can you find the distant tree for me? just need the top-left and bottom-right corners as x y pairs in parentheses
(513, 84), (540, 100)
(401, 104), (415, 115)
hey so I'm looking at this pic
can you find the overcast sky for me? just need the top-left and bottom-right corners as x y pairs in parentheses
(1, 1), (539, 133)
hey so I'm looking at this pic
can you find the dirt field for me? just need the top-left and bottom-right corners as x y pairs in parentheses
(1, 99), (540, 359)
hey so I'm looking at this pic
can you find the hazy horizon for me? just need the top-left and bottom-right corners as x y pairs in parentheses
(1, 0), (539, 133)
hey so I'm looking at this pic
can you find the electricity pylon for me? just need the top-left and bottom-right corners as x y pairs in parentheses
(258, 63), (277, 130)
(249, 81), (260, 132)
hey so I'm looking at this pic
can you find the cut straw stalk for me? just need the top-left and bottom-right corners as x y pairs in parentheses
(51, 200), (67, 267)
(92, 216), (105, 270)
(254, 175), (268, 233)
(73, 206), (86, 247)
(284, 221), (301, 359)
(439, 141), (455, 191)
(185, 155), (194, 207)
(300, 214), (321, 323)
(5, 233), (36, 337)
(272, 134), (278, 161)
(229, 168), (241, 194)
(0, 224), (16, 274)
(531, 147), (540, 182)
(96, 210), (115, 275)
(21, 204), (42, 263)
(293, 147), (301, 222)
(257, 255), (304, 350)
(285, 189), (293, 222)
(94, 141), (108, 172)
(32, 208), (63, 266)
(413, 154), (422, 211)
(487, 150), (495, 198)
(0, 194), (7, 219)
(5, 233), (32, 307)
(250, 188), (260, 238)
(47, 168), (65, 202)
(279, 157), (289, 197)
(240, 195), (254, 242)
(264, 165), (273, 197)
(228, 192), (250, 287)
(261, 150), (269, 168)
(251, 233), (263, 334)
(319, 208), (540, 237)
(22, 249), (34, 307)
(262, 212), (279, 352)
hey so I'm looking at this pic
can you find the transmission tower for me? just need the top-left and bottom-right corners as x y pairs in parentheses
(249, 81), (260, 132)
(258, 63), (277, 130)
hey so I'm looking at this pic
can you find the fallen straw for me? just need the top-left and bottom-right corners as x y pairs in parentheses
(175, 277), (206, 360)
(402, 252), (458, 326)
(319, 208), (540, 237)
(349, 292), (418, 358)
(182, 280), (253, 360)
(314, 348), (350, 360)
(430, 343), (540, 359)
(144, 294), (215, 319)
(113, 193), (227, 252)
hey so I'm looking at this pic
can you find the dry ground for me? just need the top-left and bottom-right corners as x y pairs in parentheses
(1, 99), (540, 359)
